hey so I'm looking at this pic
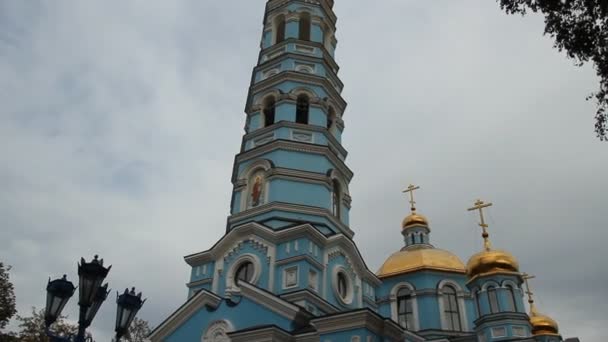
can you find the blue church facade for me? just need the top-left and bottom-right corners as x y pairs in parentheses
(149, 1), (579, 341)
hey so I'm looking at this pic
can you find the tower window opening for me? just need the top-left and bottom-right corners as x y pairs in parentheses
(327, 107), (336, 130)
(410, 234), (415, 245)
(506, 285), (517, 312)
(397, 288), (414, 330)
(275, 15), (286, 44)
(332, 179), (341, 218)
(235, 261), (254, 285)
(296, 94), (310, 124)
(299, 12), (311, 41)
(337, 272), (348, 299)
(263, 96), (276, 127)
(442, 285), (462, 331)
(488, 286), (500, 313)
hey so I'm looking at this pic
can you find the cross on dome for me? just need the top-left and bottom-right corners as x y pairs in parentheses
(467, 199), (493, 251)
(402, 184), (420, 213)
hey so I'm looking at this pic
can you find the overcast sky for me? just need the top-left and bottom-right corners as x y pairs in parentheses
(1, 1), (606, 341)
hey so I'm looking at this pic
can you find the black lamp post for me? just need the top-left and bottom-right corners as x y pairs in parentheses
(115, 287), (146, 341)
(44, 256), (145, 342)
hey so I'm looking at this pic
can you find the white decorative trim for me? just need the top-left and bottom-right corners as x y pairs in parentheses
(225, 253), (262, 292)
(202, 320), (234, 342)
(291, 129), (314, 143)
(389, 282), (420, 331)
(332, 266), (353, 306)
(149, 290), (222, 341)
(437, 280), (469, 331)
(282, 266), (299, 289)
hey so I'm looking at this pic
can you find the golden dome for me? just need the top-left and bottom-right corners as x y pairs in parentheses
(530, 307), (559, 336)
(377, 247), (466, 278)
(466, 249), (519, 278)
(402, 212), (429, 229)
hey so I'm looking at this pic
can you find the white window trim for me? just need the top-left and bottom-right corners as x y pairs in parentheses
(389, 282), (420, 331)
(202, 320), (234, 342)
(225, 253), (262, 292)
(437, 280), (469, 331)
(332, 266), (354, 306)
(283, 266), (299, 289)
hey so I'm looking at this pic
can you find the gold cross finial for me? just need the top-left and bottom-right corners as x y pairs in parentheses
(522, 273), (539, 314)
(402, 184), (420, 213)
(468, 199), (493, 251)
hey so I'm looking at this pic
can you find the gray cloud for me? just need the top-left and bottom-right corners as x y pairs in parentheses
(0, 1), (604, 341)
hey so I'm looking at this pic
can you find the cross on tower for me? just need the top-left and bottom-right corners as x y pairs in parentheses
(468, 199), (493, 251)
(402, 184), (420, 212)
(522, 272), (537, 305)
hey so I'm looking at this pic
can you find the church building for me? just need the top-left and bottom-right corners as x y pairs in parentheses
(149, 1), (579, 341)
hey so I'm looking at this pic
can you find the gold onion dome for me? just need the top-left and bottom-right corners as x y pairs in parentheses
(402, 212), (429, 229)
(529, 306), (559, 336)
(377, 247), (466, 278)
(466, 248), (519, 278)
(466, 199), (519, 278)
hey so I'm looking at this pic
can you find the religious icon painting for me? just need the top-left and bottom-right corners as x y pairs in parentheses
(249, 172), (265, 208)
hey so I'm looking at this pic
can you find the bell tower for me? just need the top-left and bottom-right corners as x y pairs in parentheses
(228, 0), (352, 238)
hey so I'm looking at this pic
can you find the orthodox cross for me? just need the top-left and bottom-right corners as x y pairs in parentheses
(522, 272), (537, 305)
(468, 199), (493, 251)
(402, 184), (420, 212)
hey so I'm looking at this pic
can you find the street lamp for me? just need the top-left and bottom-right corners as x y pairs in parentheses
(45, 275), (76, 327)
(115, 287), (146, 341)
(44, 255), (144, 342)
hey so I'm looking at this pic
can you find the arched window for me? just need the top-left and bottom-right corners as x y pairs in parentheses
(442, 285), (462, 331)
(487, 286), (500, 313)
(202, 320), (233, 342)
(397, 288), (414, 329)
(505, 285), (517, 312)
(296, 94), (309, 124)
(263, 96), (276, 127)
(337, 272), (348, 299)
(299, 12), (311, 41)
(275, 15), (286, 44)
(332, 179), (341, 218)
(235, 261), (254, 284)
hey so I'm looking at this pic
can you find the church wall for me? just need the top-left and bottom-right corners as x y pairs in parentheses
(216, 240), (272, 295)
(311, 23), (324, 43)
(325, 253), (361, 309)
(164, 297), (294, 342)
(377, 272), (475, 331)
(237, 150), (334, 175)
(229, 210), (338, 235)
(268, 178), (331, 208)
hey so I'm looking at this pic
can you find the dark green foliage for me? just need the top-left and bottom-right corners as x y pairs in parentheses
(0, 262), (17, 332)
(498, 0), (608, 140)
(125, 317), (152, 342)
(13, 307), (89, 342)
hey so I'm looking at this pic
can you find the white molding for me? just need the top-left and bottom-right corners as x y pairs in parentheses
(202, 320), (234, 342)
(437, 280), (469, 331)
(149, 290), (222, 341)
(225, 253), (263, 292)
(282, 265), (299, 289)
(331, 265), (354, 306)
(184, 222), (381, 286)
(389, 282), (420, 331)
